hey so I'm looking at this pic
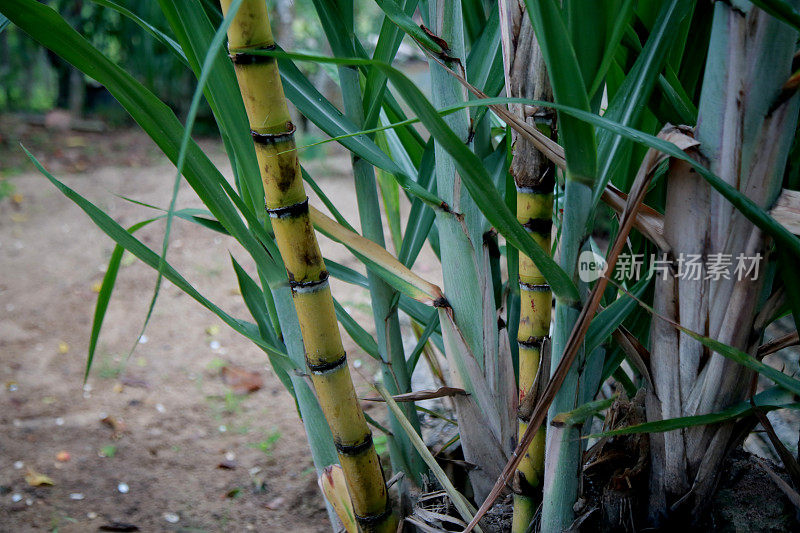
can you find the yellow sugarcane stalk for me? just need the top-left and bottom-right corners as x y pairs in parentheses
(512, 177), (553, 531)
(220, 2), (394, 531)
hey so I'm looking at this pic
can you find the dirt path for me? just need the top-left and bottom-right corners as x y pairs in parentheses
(0, 132), (422, 532)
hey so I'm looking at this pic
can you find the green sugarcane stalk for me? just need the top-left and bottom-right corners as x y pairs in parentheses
(220, 1), (395, 530)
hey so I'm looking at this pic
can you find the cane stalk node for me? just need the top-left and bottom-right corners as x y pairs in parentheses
(266, 197), (309, 219)
(519, 281), (551, 292)
(229, 45), (277, 65)
(251, 122), (296, 144)
(335, 433), (375, 456)
(306, 353), (347, 374)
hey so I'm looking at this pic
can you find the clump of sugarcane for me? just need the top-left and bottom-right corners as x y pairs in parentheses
(220, 1), (394, 531)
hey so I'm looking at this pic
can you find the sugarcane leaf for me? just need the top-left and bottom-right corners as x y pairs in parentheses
(23, 146), (291, 364)
(406, 310), (440, 375)
(363, 0), (419, 129)
(134, 0), (243, 368)
(523, 0), (596, 182)
(156, 0), (263, 215)
(249, 49), (579, 302)
(230, 257), (296, 394)
(333, 299), (381, 361)
(777, 249), (800, 336)
(398, 140), (438, 268)
(376, 69), (579, 302)
(310, 0), (354, 58)
(116, 196), (231, 236)
(461, 0), (486, 41)
(372, 0), (446, 55)
(379, 87), (426, 165)
(310, 206), (444, 305)
(0, 13), (9, 33)
(375, 383), (482, 533)
(565, 0), (608, 93)
(616, 278), (800, 396)
(89, 0), (188, 65)
(87, 218), (156, 382)
(750, 0), (800, 31)
(325, 259), (370, 289)
(230, 255), (279, 347)
(593, 0), (694, 207)
(586, 387), (800, 439)
(657, 69), (698, 125)
(379, 109), (421, 200)
(552, 396), (617, 428)
(375, 134), (403, 251)
(301, 168), (357, 232)
(464, 5), (503, 126)
(585, 276), (652, 355)
(586, 0), (635, 98)
(275, 53), (444, 208)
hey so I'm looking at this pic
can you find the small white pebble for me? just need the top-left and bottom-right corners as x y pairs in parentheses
(224, 451), (236, 461)
(55, 417), (65, 426)
(8, 383), (18, 392)
(155, 403), (166, 414)
(83, 384), (93, 393)
(353, 359), (362, 369)
(138, 335), (148, 344)
(249, 467), (261, 476)
(218, 425), (227, 433)
(25, 498), (33, 506)
(13, 461), (24, 470)
(163, 512), (180, 524)
(209, 340), (221, 350)
(87, 512), (98, 519)
(69, 493), (85, 500)
(11, 493), (22, 503)
(117, 482), (129, 494)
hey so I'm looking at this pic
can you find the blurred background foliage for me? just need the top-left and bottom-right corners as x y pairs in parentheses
(0, 0), (388, 130)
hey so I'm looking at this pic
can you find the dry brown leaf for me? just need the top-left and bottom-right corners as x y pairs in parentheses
(25, 467), (54, 486)
(101, 415), (127, 438)
(221, 365), (263, 394)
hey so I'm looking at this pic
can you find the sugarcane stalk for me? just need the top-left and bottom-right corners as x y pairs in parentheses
(425, 0), (505, 501)
(499, 4), (555, 528)
(511, 185), (553, 532)
(220, 2), (394, 530)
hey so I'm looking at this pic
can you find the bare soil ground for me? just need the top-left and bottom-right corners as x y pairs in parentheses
(0, 121), (433, 532)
